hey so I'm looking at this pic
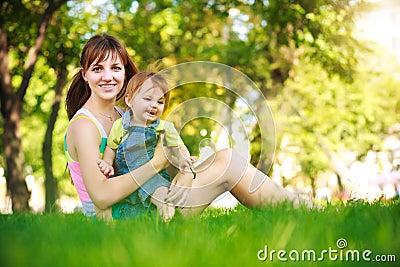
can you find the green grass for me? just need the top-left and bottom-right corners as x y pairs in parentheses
(0, 201), (399, 267)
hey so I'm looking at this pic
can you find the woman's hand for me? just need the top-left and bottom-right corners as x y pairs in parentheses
(164, 172), (194, 207)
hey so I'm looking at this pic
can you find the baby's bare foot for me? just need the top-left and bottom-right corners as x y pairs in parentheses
(159, 203), (175, 222)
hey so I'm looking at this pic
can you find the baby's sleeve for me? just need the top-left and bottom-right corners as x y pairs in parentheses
(159, 120), (184, 147)
(107, 118), (125, 150)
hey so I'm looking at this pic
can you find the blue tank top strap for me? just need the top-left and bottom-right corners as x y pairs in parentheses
(115, 106), (124, 116)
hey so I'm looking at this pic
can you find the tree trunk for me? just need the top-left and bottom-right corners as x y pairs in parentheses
(43, 66), (67, 213)
(0, 27), (30, 212)
(2, 99), (30, 212)
(0, 0), (66, 212)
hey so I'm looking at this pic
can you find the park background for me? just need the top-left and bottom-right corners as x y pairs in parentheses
(1, 1), (399, 267)
(0, 0), (400, 214)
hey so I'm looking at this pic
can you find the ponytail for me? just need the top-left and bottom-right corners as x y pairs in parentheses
(66, 71), (91, 120)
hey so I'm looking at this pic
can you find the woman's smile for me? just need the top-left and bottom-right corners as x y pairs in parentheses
(99, 83), (117, 91)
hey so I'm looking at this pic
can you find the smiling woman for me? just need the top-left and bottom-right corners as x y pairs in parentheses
(64, 34), (315, 221)
(63, 34), (170, 216)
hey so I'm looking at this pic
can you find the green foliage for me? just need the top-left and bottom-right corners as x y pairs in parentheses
(0, 1), (44, 78)
(269, 47), (400, 184)
(166, 83), (229, 156)
(0, 201), (398, 267)
(4, 1), (91, 195)
(1, 0), (398, 202)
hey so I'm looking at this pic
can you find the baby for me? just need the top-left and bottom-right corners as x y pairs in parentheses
(97, 71), (196, 221)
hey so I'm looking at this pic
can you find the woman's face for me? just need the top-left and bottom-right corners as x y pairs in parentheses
(82, 54), (125, 101)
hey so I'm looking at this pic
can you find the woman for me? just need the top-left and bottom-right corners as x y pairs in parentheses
(64, 34), (309, 219)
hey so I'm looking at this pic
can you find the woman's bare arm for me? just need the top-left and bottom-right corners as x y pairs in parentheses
(67, 118), (168, 210)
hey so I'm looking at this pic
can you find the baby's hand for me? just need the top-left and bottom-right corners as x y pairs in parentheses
(97, 159), (115, 177)
(178, 156), (197, 174)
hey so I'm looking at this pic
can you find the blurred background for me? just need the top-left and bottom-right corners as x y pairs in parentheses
(0, 0), (399, 214)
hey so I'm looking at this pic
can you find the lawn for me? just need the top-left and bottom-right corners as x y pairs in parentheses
(0, 201), (399, 267)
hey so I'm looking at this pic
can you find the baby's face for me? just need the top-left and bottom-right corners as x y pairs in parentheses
(127, 80), (166, 126)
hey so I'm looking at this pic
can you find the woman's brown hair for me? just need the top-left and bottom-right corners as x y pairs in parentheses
(65, 34), (138, 120)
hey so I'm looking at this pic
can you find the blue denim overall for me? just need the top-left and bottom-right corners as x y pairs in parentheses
(111, 110), (171, 219)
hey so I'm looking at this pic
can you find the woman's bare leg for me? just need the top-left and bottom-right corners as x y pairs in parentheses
(175, 148), (308, 217)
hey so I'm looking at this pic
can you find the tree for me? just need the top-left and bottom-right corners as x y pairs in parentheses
(0, 0), (66, 212)
(272, 47), (400, 195)
(41, 1), (92, 212)
(241, 0), (370, 95)
(0, 0), (386, 211)
(98, 0), (370, 176)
